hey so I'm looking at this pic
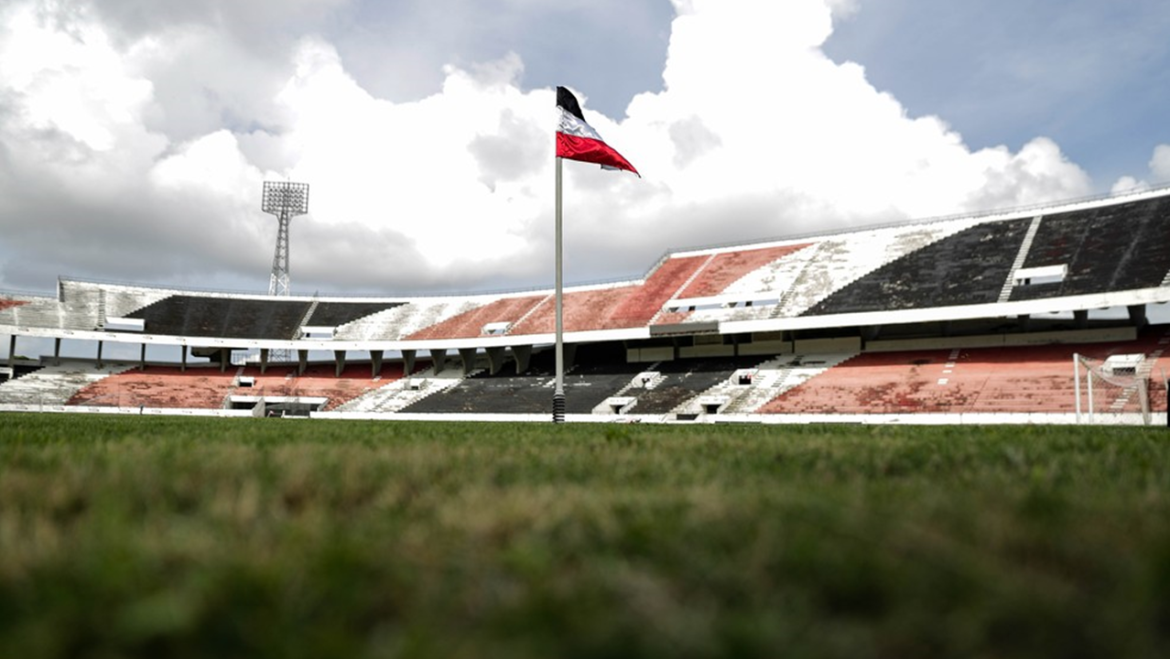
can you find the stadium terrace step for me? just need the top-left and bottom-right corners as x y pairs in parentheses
(0, 361), (136, 407)
(730, 353), (856, 414)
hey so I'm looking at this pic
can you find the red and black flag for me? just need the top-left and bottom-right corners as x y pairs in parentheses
(555, 86), (639, 176)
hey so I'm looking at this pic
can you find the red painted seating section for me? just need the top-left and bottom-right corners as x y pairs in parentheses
(761, 330), (1170, 415)
(237, 363), (407, 410)
(508, 286), (639, 335)
(674, 243), (814, 300)
(406, 295), (545, 341)
(510, 255), (712, 334)
(68, 367), (238, 409)
(0, 299), (27, 311)
(68, 363), (408, 410)
(601, 255), (709, 329)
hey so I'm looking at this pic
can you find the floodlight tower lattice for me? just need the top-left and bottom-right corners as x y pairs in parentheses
(261, 181), (309, 298)
(261, 181), (309, 364)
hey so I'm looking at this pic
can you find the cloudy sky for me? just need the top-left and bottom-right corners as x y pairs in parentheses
(2, 0), (1169, 298)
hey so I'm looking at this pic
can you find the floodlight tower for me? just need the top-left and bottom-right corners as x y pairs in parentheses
(261, 181), (310, 297)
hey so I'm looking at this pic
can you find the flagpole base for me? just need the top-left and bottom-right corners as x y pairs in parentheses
(552, 392), (565, 424)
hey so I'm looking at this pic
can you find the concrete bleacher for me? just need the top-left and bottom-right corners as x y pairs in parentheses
(407, 295), (545, 340)
(127, 296), (311, 340)
(0, 293), (98, 332)
(674, 244), (814, 300)
(759, 328), (1170, 415)
(235, 363), (405, 411)
(773, 220), (985, 318)
(720, 353), (857, 414)
(502, 257), (717, 335)
(331, 298), (483, 342)
(68, 366), (238, 409)
(508, 286), (637, 335)
(0, 360), (135, 407)
(613, 356), (763, 415)
(654, 220), (983, 326)
(336, 362), (465, 413)
(66, 361), (409, 410)
(400, 344), (644, 415)
(806, 218), (1033, 316)
(305, 302), (405, 329)
(1010, 195), (1170, 301)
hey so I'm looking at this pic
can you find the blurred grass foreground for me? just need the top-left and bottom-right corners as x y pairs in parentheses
(1, 413), (1169, 658)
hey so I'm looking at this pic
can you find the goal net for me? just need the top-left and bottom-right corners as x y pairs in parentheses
(1073, 353), (1152, 425)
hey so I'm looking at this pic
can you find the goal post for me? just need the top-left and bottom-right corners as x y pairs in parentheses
(1073, 352), (1151, 425)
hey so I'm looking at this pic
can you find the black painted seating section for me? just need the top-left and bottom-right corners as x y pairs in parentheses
(307, 302), (405, 328)
(805, 218), (1032, 315)
(1010, 196), (1170, 301)
(127, 296), (311, 339)
(403, 344), (645, 415)
(630, 356), (761, 414)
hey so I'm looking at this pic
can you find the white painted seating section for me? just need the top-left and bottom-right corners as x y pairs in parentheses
(719, 353), (857, 414)
(667, 219), (980, 325)
(337, 367), (468, 413)
(0, 360), (136, 407)
(332, 298), (484, 341)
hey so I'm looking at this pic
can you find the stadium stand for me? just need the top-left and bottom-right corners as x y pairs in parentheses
(235, 363), (405, 410)
(305, 301), (406, 328)
(772, 220), (984, 318)
(615, 356), (763, 415)
(67, 361), (409, 410)
(0, 360), (136, 407)
(331, 298), (482, 342)
(3, 187), (1170, 423)
(401, 344), (645, 414)
(127, 296), (311, 339)
(507, 285), (638, 335)
(674, 244), (815, 300)
(806, 218), (1033, 315)
(407, 295), (545, 340)
(720, 353), (857, 414)
(1010, 196), (1170, 301)
(67, 366), (238, 409)
(759, 327), (1170, 415)
(336, 362), (469, 414)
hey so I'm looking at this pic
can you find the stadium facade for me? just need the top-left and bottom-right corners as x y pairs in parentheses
(3, 187), (1170, 424)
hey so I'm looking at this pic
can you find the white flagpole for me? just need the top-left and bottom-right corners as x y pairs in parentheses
(553, 156), (565, 423)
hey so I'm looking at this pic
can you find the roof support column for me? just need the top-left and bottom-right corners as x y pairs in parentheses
(297, 349), (308, 376)
(334, 350), (347, 377)
(486, 347), (506, 375)
(402, 349), (417, 375)
(371, 350), (384, 378)
(6, 335), (14, 370)
(97, 341), (104, 370)
(459, 348), (477, 375)
(430, 349), (447, 375)
(511, 345), (532, 374)
(260, 348), (269, 374)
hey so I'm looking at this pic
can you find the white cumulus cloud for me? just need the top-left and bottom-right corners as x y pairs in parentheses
(0, 0), (1118, 296)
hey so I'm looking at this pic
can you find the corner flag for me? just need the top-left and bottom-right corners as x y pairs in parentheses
(556, 86), (639, 176)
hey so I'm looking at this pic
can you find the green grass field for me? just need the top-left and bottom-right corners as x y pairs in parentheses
(1, 413), (1169, 658)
